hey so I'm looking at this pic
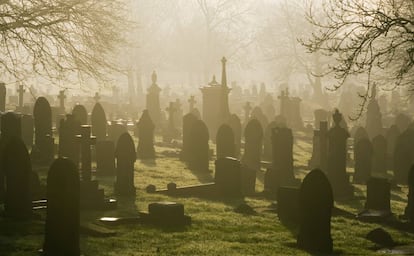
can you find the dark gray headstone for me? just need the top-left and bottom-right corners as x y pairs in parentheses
(241, 119), (263, 171)
(43, 158), (80, 256)
(91, 103), (107, 141)
(33, 97), (54, 164)
(297, 169), (333, 254)
(216, 124), (235, 159)
(393, 128), (414, 184)
(353, 138), (373, 184)
(215, 157), (241, 197)
(228, 114), (241, 158)
(188, 119), (209, 172)
(58, 114), (81, 165)
(21, 114), (34, 148)
(3, 137), (32, 219)
(0, 82), (6, 112)
(372, 135), (387, 175)
(136, 110), (155, 160)
(180, 113), (197, 162)
(96, 140), (115, 176)
(114, 133), (136, 196)
(72, 105), (88, 125)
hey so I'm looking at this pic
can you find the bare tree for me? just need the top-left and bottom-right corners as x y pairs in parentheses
(0, 0), (129, 84)
(303, 0), (414, 112)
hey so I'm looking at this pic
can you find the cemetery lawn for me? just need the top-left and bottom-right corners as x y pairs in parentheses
(1, 135), (414, 255)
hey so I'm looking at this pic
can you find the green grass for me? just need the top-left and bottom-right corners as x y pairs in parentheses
(1, 134), (413, 255)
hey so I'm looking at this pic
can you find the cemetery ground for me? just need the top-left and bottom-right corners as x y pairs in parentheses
(1, 133), (414, 256)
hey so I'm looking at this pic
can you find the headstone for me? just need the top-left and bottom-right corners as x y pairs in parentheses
(228, 114), (241, 158)
(393, 128), (414, 184)
(215, 157), (241, 197)
(188, 119), (210, 172)
(95, 140), (115, 176)
(3, 137), (32, 219)
(250, 106), (268, 134)
(271, 127), (296, 186)
(216, 124), (235, 159)
(21, 114), (34, 148)
(0, 82), (6, 112)
(146, 71), (162, 128)
(314, 109), (329, 130)
(78, 125), (96, 182)
(241, 119), (263, 171)
(72, 105), (88, 125)
(136, 110), (156, 160)
(17, 83), (24, 110)
(353, 126), (369, 145)
(364, 177), (391, 213)
(114, 132), (136, 196)
(277, 186), (300, 224)
(365, 84), (383, 139)
(243, 102), (252, 125)
(327, 109), (354, 199)
(164, 102), (180, 141)
(57, 90), (66, 114)
(43, 158), (80, 256)
(33, 96), (54, 164)
(372, 135), (387, 175)
(91, 103), (107, 141)
(395, 113), (411, 133)
(386, 125), (400, 171)
(297, 169), (333, 254)
(180, 113), (198, 162)
(107, 122), (127, 147)
(353, 138), (373, 184)
(58, 114), (81, 165)
(263, 121), (279, 161)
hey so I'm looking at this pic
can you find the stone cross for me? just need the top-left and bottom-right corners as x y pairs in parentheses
(77, 125), (96, 182)
(188, 95), (196, 112)
(17, 83), (24, 109)
(93, 92), (100, 103)
(58, 90), (66, 112)
(243, 102), (252, 124)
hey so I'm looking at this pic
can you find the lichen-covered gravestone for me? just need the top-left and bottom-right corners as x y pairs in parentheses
(91, 102), (107, 141)
(33, 96), (54, 164)
(241, 119), (263, 171)
(216, 124), (235, 159)
(297, 169), (333, 254)
(188, 119), (209, 172)
(136, 110), (155, 160)
(114, 132), (136, 196)
(353, 138), (373, 184)
(43, 158), (80, 256)
(3, 137), (32, 219)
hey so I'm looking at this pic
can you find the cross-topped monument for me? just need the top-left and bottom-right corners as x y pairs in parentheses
(188, 95), (196, 113)
(58, 90), (66, 114)
(77, 125), (97, 182)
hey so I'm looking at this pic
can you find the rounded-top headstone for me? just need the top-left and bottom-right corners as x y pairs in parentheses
(91, 103), (107, 141)
(43, 158), (80, 256)
(216, 124), (235, 159)
(1, 112), (21, 139)
(72, 105), (88, 125)
(297, 169), (333, 254)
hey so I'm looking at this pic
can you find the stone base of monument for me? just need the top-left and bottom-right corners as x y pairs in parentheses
(277, 186), (300, 225)
(80, 180), (117, 210)
(99, 202), (191, 228)
(357, 209), (394, 222)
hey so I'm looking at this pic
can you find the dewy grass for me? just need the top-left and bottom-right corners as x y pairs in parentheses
(0, 134), (412, 255)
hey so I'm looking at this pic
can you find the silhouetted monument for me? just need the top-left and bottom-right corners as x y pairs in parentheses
(96, 140), (115, 176)
(43, 158), (80, 256)
(58, 114), (81, 165)
(372, 135), (387, 175)
(0, 82), (6, 112)
(136, 110), (155, 159)
(188, 119), (210, 172)
(216, 124), (235, 159)
(297, 169), (333, 254)
(146, 71), (162, 128)
(365, 84), (383, 139)
(353, 138), (373, 184)
(72, 104), (88, 125)
(91, 102), (107, 141)
(181, 113), (198, 162)
(115, 132), (136, 196)
(394, 128), (414, 184)
(241, 119), (263, 171)
(228, 114), (242, 158)
(33, 96), (54, 164)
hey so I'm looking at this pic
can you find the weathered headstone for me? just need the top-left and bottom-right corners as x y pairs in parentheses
(72, 104), (88, 125)
(393, 128), (414, 184)
(43, 158), (80, 256)
(362, 177), (392, 215)
(228, 114), (242, 158)
(215, 157), (242, 197)
(146, 71), (162, 128)
(33, 96), (54, 164)
(271, 127), (296, 186)
(136, 110), (155, 160)
(297, 169), (333, 254)
(365, 84), (383, 139)
(96, 140), (115, 176)
(216, 124), (235, 159)
(180, 113), (198, 162)
(58, 114), (81, 165)
(327, 110), (354, 199)
(241, 119), (263, 171)
(188, 119), (210, 172)
(386, 125), (400, 171)
(372, 135), (387, 175)
(91, 103), (107, 141)
(3, 137), (32, 219)
(263, 121), (279, 161)
(114, 132), (136, 196)
(353, 138), (373, 184)
(107, 122), (127, 147)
